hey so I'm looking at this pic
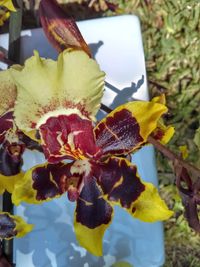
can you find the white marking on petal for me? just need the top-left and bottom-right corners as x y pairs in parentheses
(67, 130), (83, 151)
(37, 108), (89, 129)
(70, 159), (91, 177)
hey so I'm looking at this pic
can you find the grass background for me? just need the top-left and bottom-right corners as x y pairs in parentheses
(1, 0), (200, 266)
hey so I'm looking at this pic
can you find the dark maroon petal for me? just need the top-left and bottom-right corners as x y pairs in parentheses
(92, 157), (145, 209)
(39, 0), (91, 56)
(76, 178), (113, 229)
(0, 143), (24, 176)
(13, 161), (87, 204)
(31, 163), (73, 201)
(39, 114), (101, 163)
(95, 109), (143, 156)
(18, 131), (43, 152)
(0, 111), (14, 144)
(0, 213), (16, 239)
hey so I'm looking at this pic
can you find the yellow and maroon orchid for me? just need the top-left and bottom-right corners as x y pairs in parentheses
(0, 49), (172, 255)
(0, 70), (24, 195)
(0, 0), (15, 11)
(0, 0), (174, 253)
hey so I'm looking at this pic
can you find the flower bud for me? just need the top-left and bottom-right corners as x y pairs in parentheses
(39, 0), (91, 56)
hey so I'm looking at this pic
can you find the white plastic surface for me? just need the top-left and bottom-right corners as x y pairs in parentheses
(0, 15), (165, 267)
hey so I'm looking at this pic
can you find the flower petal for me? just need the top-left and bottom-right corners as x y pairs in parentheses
(39, 114), (101, 163)
(0, 8), (10, 26)
(93, 157), (173, 222)
(11, 50), (104, 132)
(93, 157), (145, 209)
(0, 143), (24, 176)
(131, 182), (174, 222)
(0, 172), (23, 195)
(0, 212), (33, 239)
(151, 122), (174, 144)
(39, 0), (91, 56)
(0, 70), (17, 117)
(95, 100), (167, 156)
(151, 94), (174, 144)
(12, 162), (73, 205)
(0, 0), (16, 11)
(74, 178), (113, 256)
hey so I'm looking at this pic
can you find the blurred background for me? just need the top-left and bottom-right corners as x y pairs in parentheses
(0, 1), (200, 266)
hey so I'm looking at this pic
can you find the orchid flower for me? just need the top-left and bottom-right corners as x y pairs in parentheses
(0, 0), (16, 11)
(0, 70), (35, 239)
(0, 0), (174, 256)
(0, 48), (173, 256)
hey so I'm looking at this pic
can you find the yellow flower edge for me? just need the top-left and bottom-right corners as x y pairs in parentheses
(11, 49), (105, 132)
(131, 182), (174, 222)
(0, 0), (16, 11)
(74, 210), (114, 257)
(0, 212), (33, 239)
(0, 173), (23, 195)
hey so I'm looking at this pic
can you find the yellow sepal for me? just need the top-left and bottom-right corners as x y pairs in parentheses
(157, 121), (175, 144)
(0, 173), (23, 195)
(74, 220), (108, 256)
(152, 94), (166, 105)
(0, 69), (16, 116)
(131, 182), (173, 222)
(0, 212), (34, 239)
(13, 214), (34, 238)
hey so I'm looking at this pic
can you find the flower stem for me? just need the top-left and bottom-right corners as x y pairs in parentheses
(147, 135), (200, 178)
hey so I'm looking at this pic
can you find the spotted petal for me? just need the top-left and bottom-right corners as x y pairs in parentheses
(12, 162), (73, 205)
(11, 49), (105, 132)
(0, 70), (16, 117)
(0, 172), (23, 195)
(0, 212), (33, 239)
(74, 178), (113, 256)
(95, 100), (167, 156)
(151, 94), (174, 144)
(93, 157), (173, 222)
